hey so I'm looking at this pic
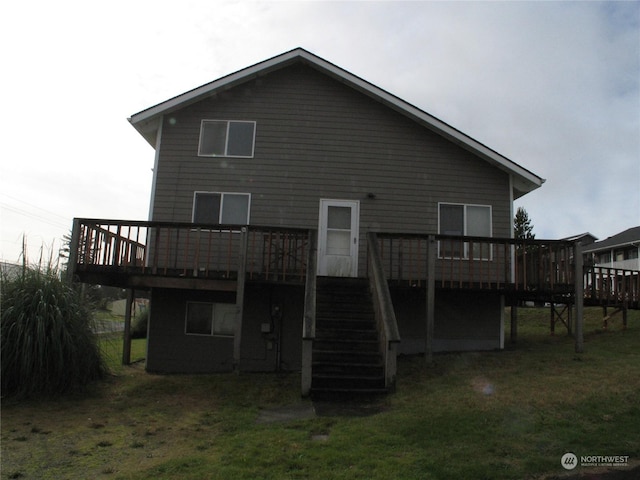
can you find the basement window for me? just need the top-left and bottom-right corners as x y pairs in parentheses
(198, 120), (256, 157)
(185, 302), (236, 336)
(192, 192), (251, 226)
(438, 203), (492, 259)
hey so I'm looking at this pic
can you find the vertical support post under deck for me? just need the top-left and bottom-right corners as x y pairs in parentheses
(234, 227), (248, 372)
(122, 289), (134, 366)
(574, 242), (584, 353)
(510, 303), (518, 343)
(301, 231), (317, 397)
(66, 218), (81, 284)
(426, 235), (436, 364)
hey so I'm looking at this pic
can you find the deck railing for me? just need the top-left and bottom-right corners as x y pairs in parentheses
(374, 233), (576, 293)
(70, 219), (311, 284)
(584, 266), (640, 307)
(72, 219), (640, 308)
(367, 233), (401, 390)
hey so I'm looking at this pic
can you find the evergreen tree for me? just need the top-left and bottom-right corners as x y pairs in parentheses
(514, 207), (535, 241)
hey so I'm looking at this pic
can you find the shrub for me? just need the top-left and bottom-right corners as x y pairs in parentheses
(1, 265), (107, 398)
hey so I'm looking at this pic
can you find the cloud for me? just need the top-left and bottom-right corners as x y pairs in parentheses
(1, 0), (638, 261)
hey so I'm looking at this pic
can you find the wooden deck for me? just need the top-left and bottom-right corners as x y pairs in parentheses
(68, 219), (639, 309)
(68, 219), (638, 381)
(69, 219), (311, 289)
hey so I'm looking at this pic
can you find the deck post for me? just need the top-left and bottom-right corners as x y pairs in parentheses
(122, 289), (134, 365)
(234, 227), (248, 372)
(301, 231), (317, 397)
(66, 218), (81, 284)
(510, 303), (518, 343)
(426, 235), (436, 364)
(574, 242), (584, 353)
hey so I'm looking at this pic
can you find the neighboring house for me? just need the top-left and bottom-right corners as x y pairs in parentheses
(561, 232), (598, 247)
(0, 261), (23, 279)
(108, 298), (149, 317)
(582, 227), (640, 314)
(70, 48), (588, 394)
(583, 227), (640, 271)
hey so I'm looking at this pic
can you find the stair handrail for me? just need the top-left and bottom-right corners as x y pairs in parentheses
(367, 232), (401, 390)
(301, 229), (317, 396)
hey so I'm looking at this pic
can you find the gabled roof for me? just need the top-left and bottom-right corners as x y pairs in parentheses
(583, 226), (640, 253)
(129, 47), (545, 199)
(560, 232), (598, 245)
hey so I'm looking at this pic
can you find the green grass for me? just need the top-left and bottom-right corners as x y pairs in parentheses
(99, 334), (147, 371)
(2, 307), (638, 480)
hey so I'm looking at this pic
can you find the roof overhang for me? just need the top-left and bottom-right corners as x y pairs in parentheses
(129, 48), (545, 199)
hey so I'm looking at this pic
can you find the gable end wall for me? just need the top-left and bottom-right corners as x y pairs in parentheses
(152, 64), (511, 263)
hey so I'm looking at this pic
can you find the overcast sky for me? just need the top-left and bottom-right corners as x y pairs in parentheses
(1, 0), (638, 264)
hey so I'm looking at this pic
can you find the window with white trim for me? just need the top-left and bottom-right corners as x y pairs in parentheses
(198, 120), (256, 157)
(185, 302), (236, 336)
(192, 192), (251, 225)
(438, 203), (492, 259)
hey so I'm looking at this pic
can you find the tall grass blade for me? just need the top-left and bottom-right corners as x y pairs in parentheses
(1, 263), (107, 398)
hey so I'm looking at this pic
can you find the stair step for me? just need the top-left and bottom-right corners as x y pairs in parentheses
(316, 337), (378, 345)
(312, 374), (385, 390)
(313, 277), (388, 395)
(316, 330), (379, 341)
(313, 351), (382, 365)
(317, 317), (375, 324)
(313, 362), (384, 376)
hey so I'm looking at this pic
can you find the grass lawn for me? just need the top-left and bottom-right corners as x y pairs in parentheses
(2, 307), (639, 479)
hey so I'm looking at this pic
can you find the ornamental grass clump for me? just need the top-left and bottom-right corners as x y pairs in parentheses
(1, 264), (107, 398)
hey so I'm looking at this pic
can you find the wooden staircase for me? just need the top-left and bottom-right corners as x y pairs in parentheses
(311, 277), (387, 396)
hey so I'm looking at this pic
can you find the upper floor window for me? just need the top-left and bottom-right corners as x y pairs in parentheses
(193, 192), (251, 225)
(598, 252), (612, 264)
(198, 120), (256, 157)
(438, 203), (492, 259)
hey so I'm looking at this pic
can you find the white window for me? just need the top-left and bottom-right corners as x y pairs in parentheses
(198, 120), (256, 157)
(192, 192), (251, 225)
(438, 203), (492, 259)
(185, 302), (236, 336)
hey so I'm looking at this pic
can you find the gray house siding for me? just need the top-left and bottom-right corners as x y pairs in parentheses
(239, 284), (304, 372)
(391, 288), (504, 355)
(146, 285), (304, 374)
(151, 63), (511, 279)
(142, 62), (516, 371)
(146, 288), (236, 373)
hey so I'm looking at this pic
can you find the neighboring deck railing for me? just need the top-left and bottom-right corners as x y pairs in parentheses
(584, 266), (640, 307)
(69, 219), (311, 284)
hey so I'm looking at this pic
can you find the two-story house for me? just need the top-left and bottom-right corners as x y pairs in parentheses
(584, 227), (640, 271)
(70, 48), (585, 395)
(582, 227), (640, 315)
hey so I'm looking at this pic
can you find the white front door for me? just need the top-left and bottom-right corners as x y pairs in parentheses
(318, 199), (360, 277)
